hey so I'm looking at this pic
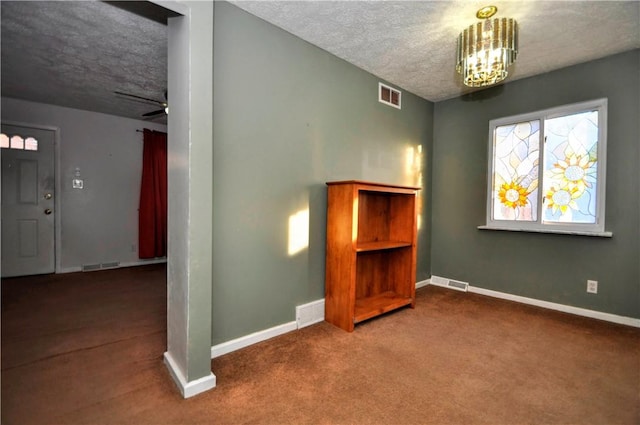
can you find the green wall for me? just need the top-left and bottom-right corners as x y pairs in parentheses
(212, 3), (433, 343)
(432, 50), (639, 318)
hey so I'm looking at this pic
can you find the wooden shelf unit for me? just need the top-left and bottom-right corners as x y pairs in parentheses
(325, 180), (420, 332)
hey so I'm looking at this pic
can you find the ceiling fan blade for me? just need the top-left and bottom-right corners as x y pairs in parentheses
(114, 91), (165, 106)
(142, 109), (166, 117)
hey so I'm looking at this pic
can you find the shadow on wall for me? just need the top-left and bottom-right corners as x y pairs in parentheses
(460, 84), (506, 102)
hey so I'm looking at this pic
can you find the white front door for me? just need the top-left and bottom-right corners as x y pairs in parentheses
(1, 124), (56, 277)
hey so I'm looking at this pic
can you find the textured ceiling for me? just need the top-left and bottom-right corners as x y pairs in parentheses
(1, 1), (639, 123)
(234, 1), (640, 102)
(1, 1), (169, 122)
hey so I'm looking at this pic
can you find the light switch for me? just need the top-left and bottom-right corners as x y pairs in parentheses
(72, 167), (83, 189)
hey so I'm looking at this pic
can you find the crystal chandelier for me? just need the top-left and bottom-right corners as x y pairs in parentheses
(456, 6), (518, 87)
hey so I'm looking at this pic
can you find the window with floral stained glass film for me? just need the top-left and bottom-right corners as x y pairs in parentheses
(543, 110), (598, 224)
(492, 120), (540, 222)
(484, 99), (609, 236)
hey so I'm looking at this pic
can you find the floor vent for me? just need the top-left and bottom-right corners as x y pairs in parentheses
(430, 275), (469, 292)
(447, 279), (469, 292)
(82, 262), (120, 272)
(82, 263), (101, 272)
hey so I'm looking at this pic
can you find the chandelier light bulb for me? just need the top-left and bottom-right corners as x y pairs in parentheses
(456, 6), (518, 88)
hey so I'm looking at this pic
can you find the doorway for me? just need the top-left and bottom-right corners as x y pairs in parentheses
(1, 124), (56, 277)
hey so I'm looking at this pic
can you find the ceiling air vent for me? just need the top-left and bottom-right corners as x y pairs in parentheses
(379, 82), (401, 109)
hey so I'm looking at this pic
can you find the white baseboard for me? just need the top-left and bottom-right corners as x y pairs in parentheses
(210, 282), (441, 359)
(426, 276), (640, 328)
(120, 258), (167, 268)
(416, 279), (430, 289)
(163, 351), (216, 398)
(212, 296), (331, 359)
(57, 258), (167, 274)
(58, 266), (82, 274)
(211, 321), (297, 359)
(468, 286), (640, 328)
(217, 271), (615, 361)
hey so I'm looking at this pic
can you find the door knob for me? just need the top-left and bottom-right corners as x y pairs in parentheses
(44, 193), (53, 200)
(44, 208), (52, 215)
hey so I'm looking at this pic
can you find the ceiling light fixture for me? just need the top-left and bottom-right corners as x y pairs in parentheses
(456, 5), (518, 87)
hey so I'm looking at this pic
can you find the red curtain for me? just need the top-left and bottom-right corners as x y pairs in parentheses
(139, 129), (167, 259)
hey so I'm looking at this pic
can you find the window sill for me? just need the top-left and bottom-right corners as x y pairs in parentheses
(477, 225), (613, 238)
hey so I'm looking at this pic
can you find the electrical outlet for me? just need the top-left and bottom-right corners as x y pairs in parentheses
(587, 280), (598, 294)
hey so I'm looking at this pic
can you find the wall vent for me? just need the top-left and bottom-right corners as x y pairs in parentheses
(82, 263), (101, 272)
(296, 299), (325, 329)
(430, 275), (469, 292)
(447, 279), (469, 292)
(82, 261), (121, 272)
(379, 82), (401, 109)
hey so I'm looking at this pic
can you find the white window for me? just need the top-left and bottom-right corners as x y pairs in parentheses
(481, 98), (610, 236)
(0, 133), (38, 151)
(24, 137), (39, 151)
(10, 135), (24, 149)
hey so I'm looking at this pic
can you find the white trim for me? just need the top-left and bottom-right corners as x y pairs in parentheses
(58, 266), (83, 274)
(211, 282), (434, 358)
(485, 98), (608, 235)
(210, 280), (433, 359)
(57, 258), (167, 274)
(378, 82), (401, 109)
(163, 351), (216, 398)
(119, 258), (167, 268)
(467, 286), (640, 328)
(415, 279), (430, 289)
(54, 126), (62, 274)
(427, 276), (639, 328)
(477, 225), (613, 237)
(211, 321), (297, 359)
(209, 271), (640, 366)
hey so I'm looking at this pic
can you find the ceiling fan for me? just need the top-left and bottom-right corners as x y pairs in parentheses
(114, 90), (168, 119)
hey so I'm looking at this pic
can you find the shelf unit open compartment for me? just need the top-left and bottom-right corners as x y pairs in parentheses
(354, 247), (415, 323)
(325, 180), (420, 332)
(356, 189), (416, 250)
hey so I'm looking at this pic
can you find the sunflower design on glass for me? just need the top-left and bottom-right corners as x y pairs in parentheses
(549, 153), (596, 195)
(545, 186), (581, 214)
(498, 181), (530, 209)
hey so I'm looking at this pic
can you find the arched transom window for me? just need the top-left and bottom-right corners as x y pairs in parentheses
(0, 133), (38, 151)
